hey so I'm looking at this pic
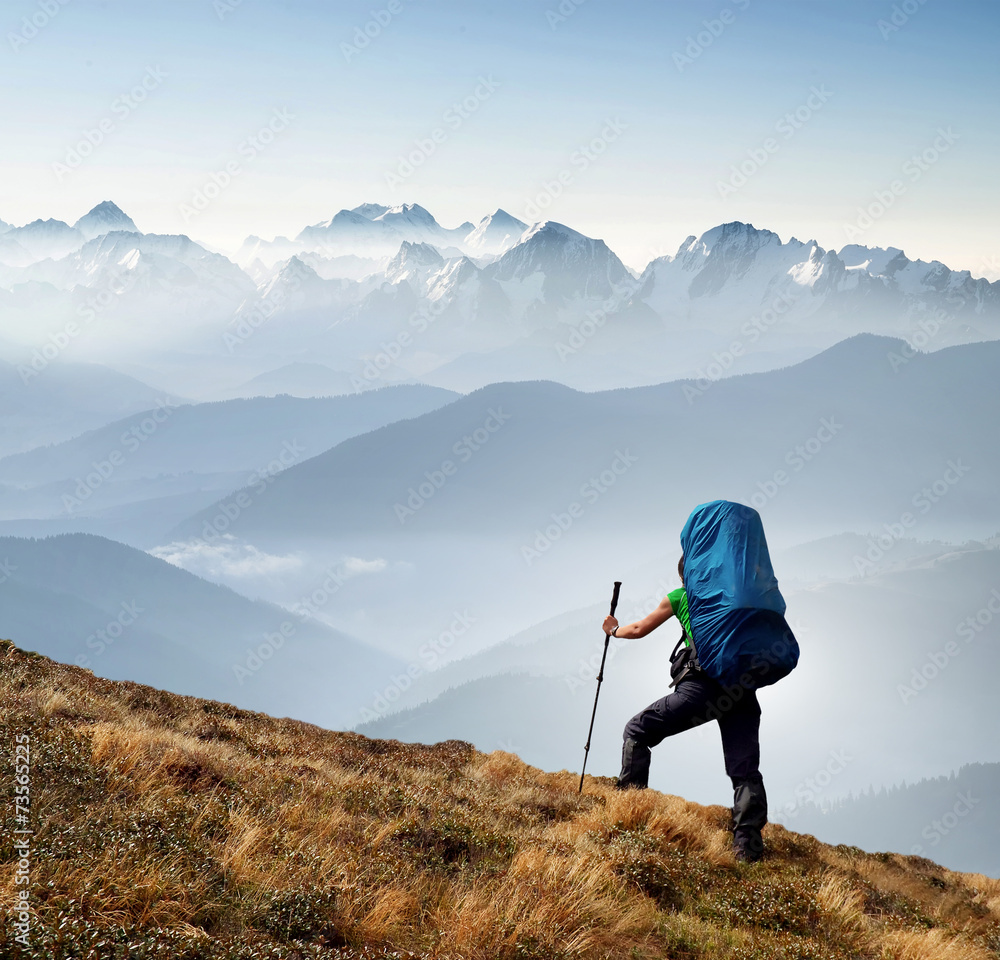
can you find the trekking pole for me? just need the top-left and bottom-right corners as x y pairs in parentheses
(579, 581), (622, 794)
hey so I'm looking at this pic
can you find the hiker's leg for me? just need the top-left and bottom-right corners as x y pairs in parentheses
(618, 678), (716, 789)
(718, 689), (767, 860)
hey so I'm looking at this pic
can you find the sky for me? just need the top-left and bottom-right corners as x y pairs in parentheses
(2, 0), (998, 275)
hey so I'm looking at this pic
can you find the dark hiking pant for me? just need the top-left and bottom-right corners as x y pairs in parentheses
(618, 674), (767, 848)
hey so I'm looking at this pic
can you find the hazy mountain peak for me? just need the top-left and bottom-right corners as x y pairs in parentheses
(838, 243), (906, 276)
(390, 240), (443, 266)
(74, 201), (138, 240)
(374, 203), (439, 227)
(350, 202), (391, 220)
(463, 209), (529, 257)
(518, 220), (589, 245)
(328, 209), (373, 227)
(487, 208), (526, 227)
(18, 217), (76, 234)
(690, 221), (782, 257)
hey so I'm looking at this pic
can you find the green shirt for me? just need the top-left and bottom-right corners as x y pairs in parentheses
(668, 588), (692, 645)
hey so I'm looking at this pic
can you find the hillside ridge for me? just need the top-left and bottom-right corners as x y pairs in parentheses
(1, 639), (998, 959)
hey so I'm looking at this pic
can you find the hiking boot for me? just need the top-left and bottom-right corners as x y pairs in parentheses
(614, 777), (646, 791)
(733, 828), (764, 863)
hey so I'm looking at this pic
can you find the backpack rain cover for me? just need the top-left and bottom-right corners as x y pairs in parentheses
(680, 500), (799, 688)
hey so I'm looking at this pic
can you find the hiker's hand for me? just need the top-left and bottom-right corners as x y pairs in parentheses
(603, 616), (619, 636)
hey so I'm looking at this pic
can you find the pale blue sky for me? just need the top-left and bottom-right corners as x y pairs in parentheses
(2, 0), (997, 274)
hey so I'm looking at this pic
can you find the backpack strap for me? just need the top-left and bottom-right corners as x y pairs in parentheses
(669, 631), (703, 687)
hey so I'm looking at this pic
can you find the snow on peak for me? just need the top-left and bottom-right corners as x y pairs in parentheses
(74, 201), (138, 240)
(837, 244), (906, 277)
(464, 210), (528, 256)
(390, 241), (443, 267)
(374, 203), (439, 227)
(486, 209), (527, 229)
(691, 221), (781, 256)
(350, 203), (391, 220)
(517, 221), (588, 245)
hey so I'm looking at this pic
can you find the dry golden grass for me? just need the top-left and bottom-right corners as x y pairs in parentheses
(0, 637), (997, 959)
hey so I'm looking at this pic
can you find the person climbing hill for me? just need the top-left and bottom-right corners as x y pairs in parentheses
(601, 500), (799, 862)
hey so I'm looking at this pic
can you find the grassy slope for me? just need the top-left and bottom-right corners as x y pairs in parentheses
(0, 640), (998, 960)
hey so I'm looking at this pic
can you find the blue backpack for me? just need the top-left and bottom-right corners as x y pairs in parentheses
(679, 500), (799, 690)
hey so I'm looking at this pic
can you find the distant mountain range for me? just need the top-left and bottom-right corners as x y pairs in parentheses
(789, 763), (1000, 878)
(0, 385), (458, 550)
(0, 533), (400, 729)
(131, 334), (999, 685)
(174, 335), (1000, 550)
(0, 357), (182, 458)
(1, 201), (997, 396)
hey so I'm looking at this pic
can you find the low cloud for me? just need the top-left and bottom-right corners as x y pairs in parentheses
(149, 536), (303, 580)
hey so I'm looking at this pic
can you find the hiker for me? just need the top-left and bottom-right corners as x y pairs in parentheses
(601, 500), (798, 863)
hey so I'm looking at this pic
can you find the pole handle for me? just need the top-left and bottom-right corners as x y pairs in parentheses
(609, 581), (622, 619)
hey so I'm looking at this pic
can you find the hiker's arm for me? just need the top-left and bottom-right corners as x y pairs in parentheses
(603, 596), (674, 640)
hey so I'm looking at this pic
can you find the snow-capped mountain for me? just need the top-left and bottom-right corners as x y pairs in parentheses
(1, 218), (84, 264)
(0, 201), (137, 265)
(23, 231), (252, 297)
(1, 201), (998, 396)
(488, 220), (634, 306)
(384, 241), (446, 287)
(633, 221), (999, 364)
(463, 209), (528, 259)
(73, 200), (138, 241)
